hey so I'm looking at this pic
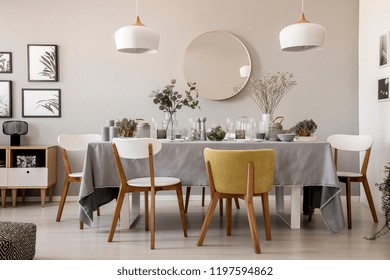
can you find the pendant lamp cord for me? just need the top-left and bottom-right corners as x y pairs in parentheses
(136, 0), (139, 17)
(301, 0), (304, 14)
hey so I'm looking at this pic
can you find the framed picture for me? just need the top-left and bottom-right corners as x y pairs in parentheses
(379, 33), (388, 67)
(27, 44), (58, 81)
(0, 80), (12, 117)
(22, 88), (61, 117)
(0, 52), (12, 73)
(378, 77), (389, 101)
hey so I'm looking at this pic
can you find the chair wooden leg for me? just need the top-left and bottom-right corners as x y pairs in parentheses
(219, 198), (223, 216)
(150, 189), (156, 250)
(261, 193), (272, 241)
(176, 186), (188, 237)
(1, 189), (6, 208)
(80, 221), (84, 230)
(226, 198), (232, 236)
(40, 188), (46, 207)
(21, 189), (26, 204)
(346, 178), (352, 229)
(246, 196), (260, 254)
(144, 191), (149, 231)
(56, 180), (71, 222)
(202, 187), (205, 207)
(197, 193), (220, 246)
(362, 178), (378, 223)
(96, 207), (100, 216)
(108, 187), (127, 242)
(234, 197), (240, 209)
(184, 186), (191, 213)
(49, 186), (53, 202)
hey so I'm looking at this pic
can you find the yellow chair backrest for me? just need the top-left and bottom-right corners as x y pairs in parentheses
(204, 148), (276, 195)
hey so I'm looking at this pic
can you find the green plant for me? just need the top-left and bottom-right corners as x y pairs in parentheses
(290, 119), (317, 136)
(206, 125), (226, 141)
(247, 71), (297, 114)
(115, 118), (137, 137)
(365, 164), (390, 240)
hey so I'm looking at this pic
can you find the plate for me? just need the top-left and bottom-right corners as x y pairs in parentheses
(294, 136), (317, 142)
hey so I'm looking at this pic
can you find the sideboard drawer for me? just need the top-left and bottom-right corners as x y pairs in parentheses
(0, 168), (7, 186)
(8, 168), (48, 187)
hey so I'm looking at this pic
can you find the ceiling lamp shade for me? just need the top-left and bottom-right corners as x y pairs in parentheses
(279, 0), (326, 52)
(115, 0), (159, 54)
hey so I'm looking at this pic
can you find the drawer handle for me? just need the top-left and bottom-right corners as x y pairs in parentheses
(26, 170), (30, 174)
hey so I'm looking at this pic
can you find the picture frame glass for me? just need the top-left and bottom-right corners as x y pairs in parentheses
(378, 77), (389, 101)
(28, 45), (58, 81)
(379, 33), (388, 68)
(0, 80), (12, 117)
(0, 52), (12, 73)
(22, 89), (61, 117)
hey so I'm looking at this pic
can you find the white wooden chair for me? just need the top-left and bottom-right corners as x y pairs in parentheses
(108, 138), (187, 249)
(327, 134), (378, 229)
(56, 134), (101, 229)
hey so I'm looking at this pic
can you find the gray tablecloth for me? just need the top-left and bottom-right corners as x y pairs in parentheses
(78, 140), (345, 232)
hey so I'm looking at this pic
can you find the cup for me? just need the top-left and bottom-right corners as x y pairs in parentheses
(157, 129), (167, 139)
(109, 126), (119, 141)
(256, 132), (266, 140)
(235, 129), (245, 139)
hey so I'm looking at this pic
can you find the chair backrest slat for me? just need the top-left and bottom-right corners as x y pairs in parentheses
(112, 138), (162, 159)
(327, 134), (373, 152)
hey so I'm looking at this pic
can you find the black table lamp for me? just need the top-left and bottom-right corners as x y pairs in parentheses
(2, 121), (28, 146)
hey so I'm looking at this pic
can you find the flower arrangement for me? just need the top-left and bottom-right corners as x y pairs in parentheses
(290, 119), (317, 136)
(115, 118), (137, 137)
(365, 164), (390, 240)
(206, 125), (226, 141)
(151, 79), (200, 139)
(247, 71), (297, 114)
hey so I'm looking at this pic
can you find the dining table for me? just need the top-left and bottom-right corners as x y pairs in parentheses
(78, 140), (345, 233)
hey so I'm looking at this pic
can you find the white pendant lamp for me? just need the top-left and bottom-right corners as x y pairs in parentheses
(279, 0), (326, 52)
(115, 0), (160, 54)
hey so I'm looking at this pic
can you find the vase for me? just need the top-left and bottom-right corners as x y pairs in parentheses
(163, 111), (178, 140)
(260, 113), (273, 140)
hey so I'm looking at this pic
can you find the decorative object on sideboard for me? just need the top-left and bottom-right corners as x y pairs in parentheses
(290, 119), (317, 139)
(115, 0), (159, 54)
(279, 0), (327, 52)
(365, 163), (390, 240)
(0, 52), (12, 73)
(22, 88), (61, 118)
(2, 120), (28, 146)
(115, 118), (137, 137)
(151, 79), (200, 140)
(0, 80), (12, 118)
(27, 44), (58, 82)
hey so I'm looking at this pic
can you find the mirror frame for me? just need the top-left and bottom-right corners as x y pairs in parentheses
(182, 31), (252, 101)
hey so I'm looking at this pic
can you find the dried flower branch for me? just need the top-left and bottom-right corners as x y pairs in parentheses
(247, 71), (297, 114)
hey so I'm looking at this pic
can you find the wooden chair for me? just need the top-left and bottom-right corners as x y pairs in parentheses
(56, 134), (101, 229)
(327, 134), (378, 229)
(197, 148), (275, 254)
(108, 138), (187, 249)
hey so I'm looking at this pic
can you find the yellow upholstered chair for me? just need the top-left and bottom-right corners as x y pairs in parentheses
(327, 134), (378, 229)
(197, 148), (276, 254)
(108, 138), (187, 249)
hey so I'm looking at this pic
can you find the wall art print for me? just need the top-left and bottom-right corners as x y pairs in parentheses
(22, 88), (61, 117)
(27, 44), (58, 82)
(379, 33), (388, 68)
(0, 80), (12, 118)
(0, 52), (12, 73)
(378, 77), (389, 101)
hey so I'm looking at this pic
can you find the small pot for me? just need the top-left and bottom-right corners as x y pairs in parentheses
(268, 116), (284, 141)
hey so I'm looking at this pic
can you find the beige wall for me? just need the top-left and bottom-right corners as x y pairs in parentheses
(359, 0), (390, 212)
(0, 0), (359, 197)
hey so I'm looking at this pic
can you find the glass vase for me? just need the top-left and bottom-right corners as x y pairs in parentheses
(163, 112), (178, 140)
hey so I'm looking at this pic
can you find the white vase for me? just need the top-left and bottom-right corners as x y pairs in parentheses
(260, 114), (273, 140)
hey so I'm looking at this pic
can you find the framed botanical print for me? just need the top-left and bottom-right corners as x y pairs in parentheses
(22, 88), (61, 117)
(379, 33), (389, 68)
(378, 77), (389, 101)
(0, 52), (12, 73)
(0, 80), (12, 117)
(27, 44), (58, 81)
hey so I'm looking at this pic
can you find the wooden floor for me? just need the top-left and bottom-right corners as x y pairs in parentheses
(0, 195), (389, 260)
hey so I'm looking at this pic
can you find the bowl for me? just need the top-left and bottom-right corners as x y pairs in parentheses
(277, 133), (295, 142)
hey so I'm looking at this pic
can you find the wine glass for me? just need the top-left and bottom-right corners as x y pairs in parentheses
(226, 117), (234, 139)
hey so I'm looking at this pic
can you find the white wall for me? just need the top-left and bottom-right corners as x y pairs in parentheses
(359, 0), (390, 212)
(0, 0), (359, 196)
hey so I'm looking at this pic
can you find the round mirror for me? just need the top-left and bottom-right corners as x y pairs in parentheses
(183, 31), (251, 100)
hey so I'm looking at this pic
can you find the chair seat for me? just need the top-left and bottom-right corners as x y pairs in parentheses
(128, 177), (181, 187)
(337, 171), (363, 178)
(69, 172), (83, 178)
